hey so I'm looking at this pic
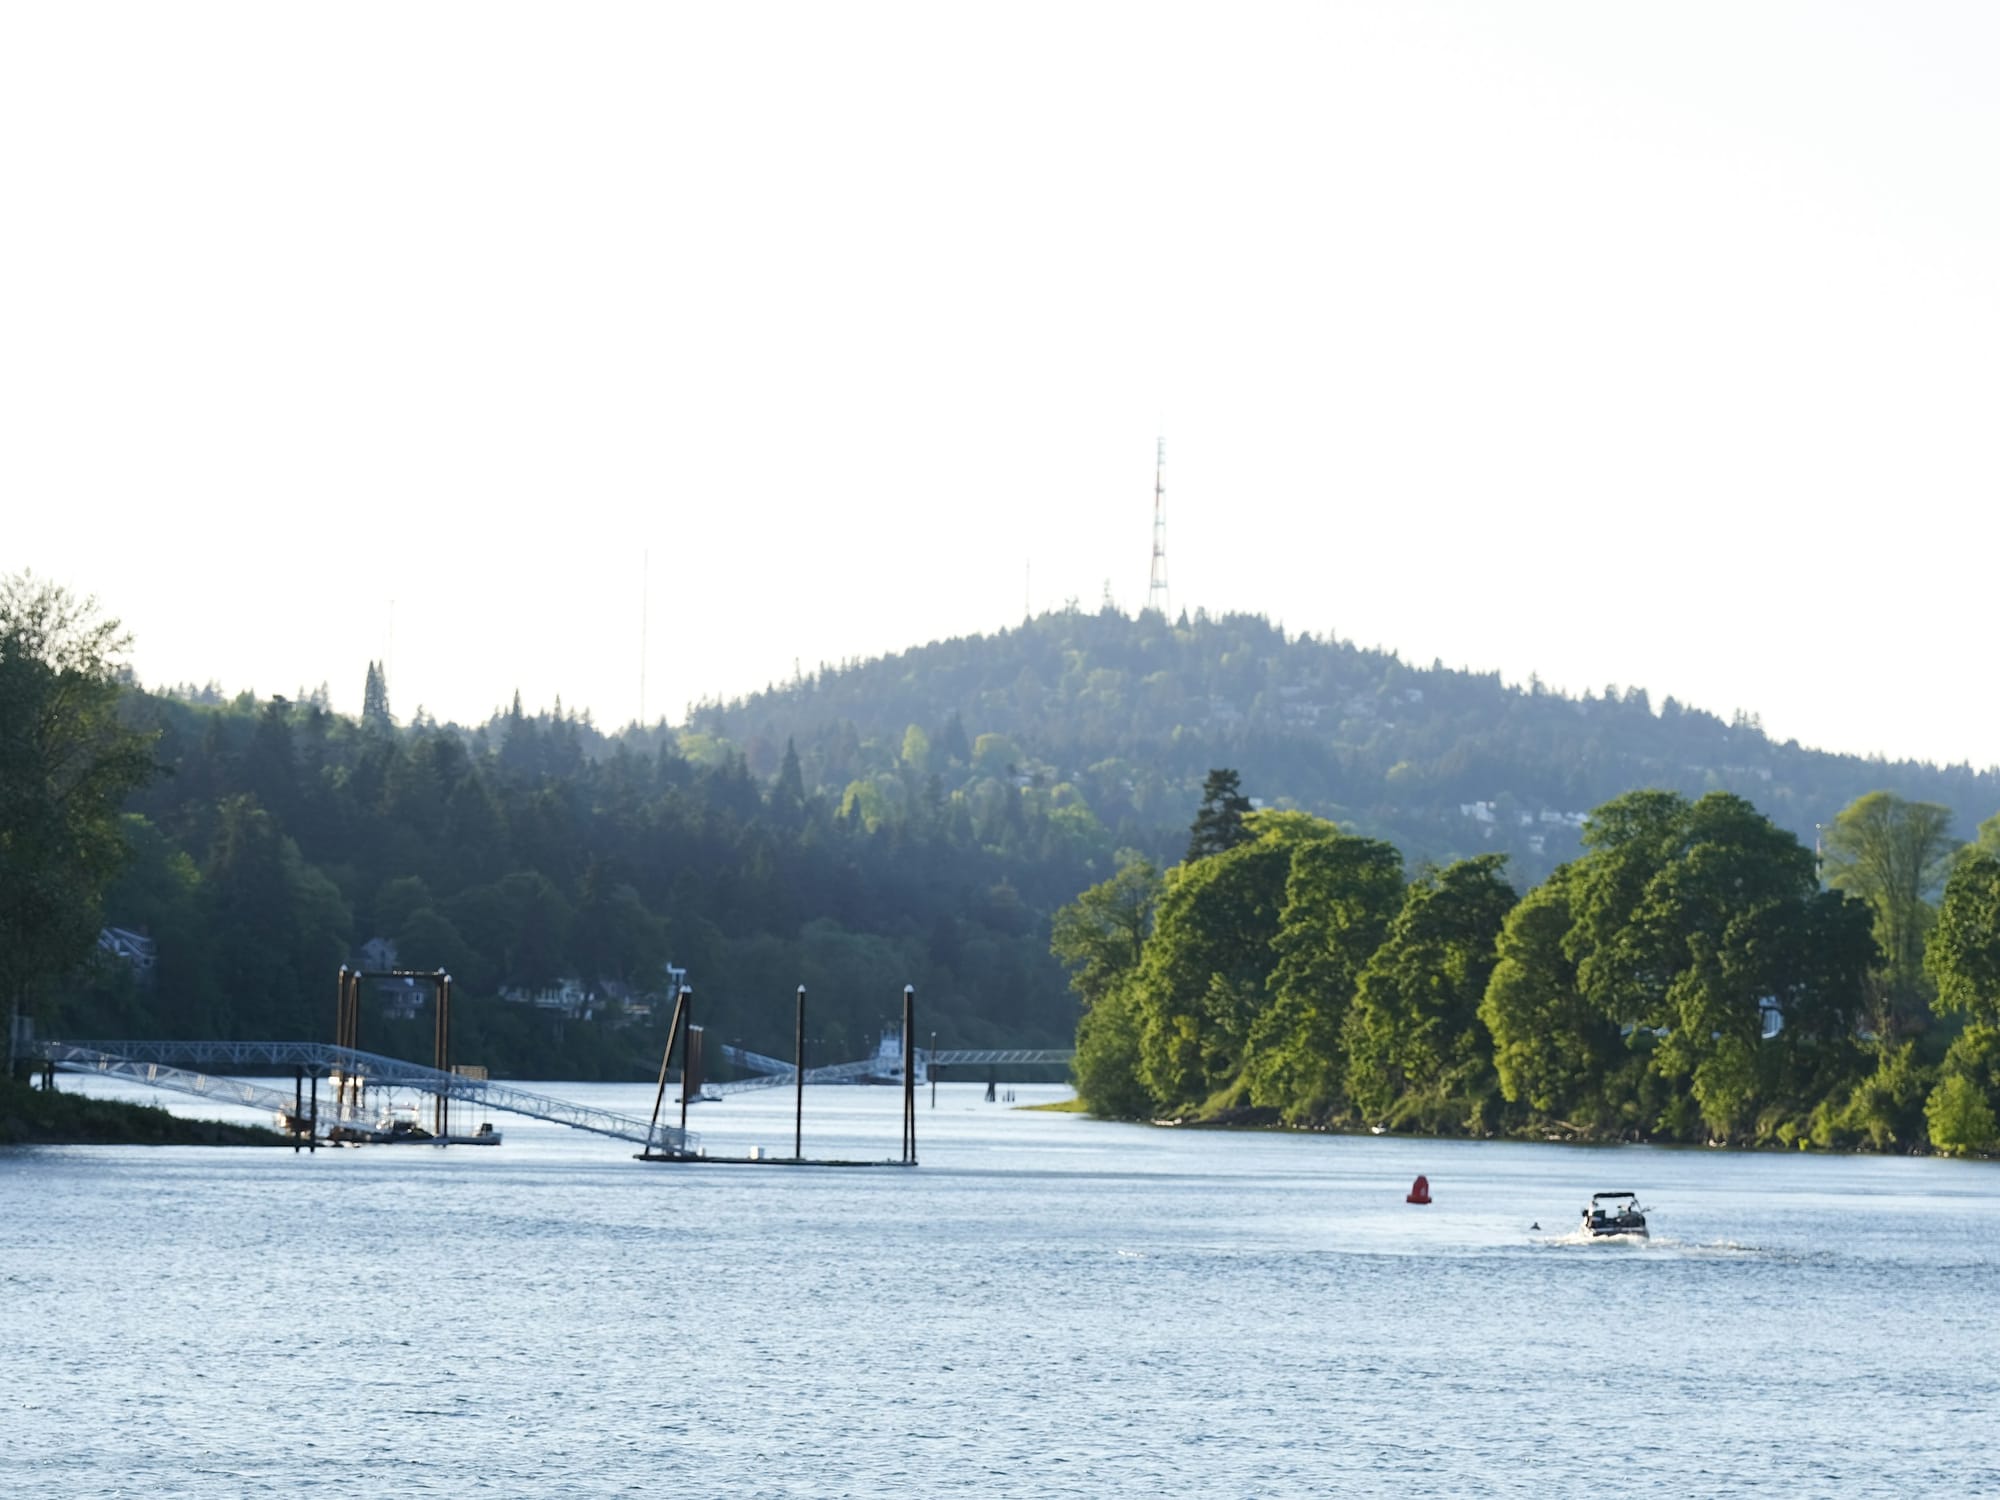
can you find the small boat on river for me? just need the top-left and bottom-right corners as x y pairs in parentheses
(1580, 1191), (1648, 1238)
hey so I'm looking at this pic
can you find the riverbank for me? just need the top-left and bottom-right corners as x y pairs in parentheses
(0, 1079), (289, 1146)
(1133, 1103), (1966, 1157)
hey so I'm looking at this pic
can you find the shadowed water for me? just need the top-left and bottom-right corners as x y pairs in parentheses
(6, 1079), (1996, 1496)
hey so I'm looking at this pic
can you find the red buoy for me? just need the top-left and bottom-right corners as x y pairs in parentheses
(1406, 1174), (1432, 1205)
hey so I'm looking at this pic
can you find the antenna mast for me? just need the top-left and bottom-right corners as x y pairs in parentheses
(1146, 437), (1170, 617)
(639, 549), (649, 725)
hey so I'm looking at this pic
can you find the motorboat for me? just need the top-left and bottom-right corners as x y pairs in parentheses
(1580, 1191), (1648, 1238)
(327, 1108), (503, 1146)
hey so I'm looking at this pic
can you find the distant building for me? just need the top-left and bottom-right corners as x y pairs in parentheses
(500, 979), (597, 1020)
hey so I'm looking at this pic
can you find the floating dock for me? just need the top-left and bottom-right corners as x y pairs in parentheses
(632, 1149), (916, 1168)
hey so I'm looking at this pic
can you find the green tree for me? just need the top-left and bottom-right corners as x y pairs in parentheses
(1552, 789), (1863, 1143)
(1131, 829), (1295, 1107)
(1926, 1072), (1997, 1156)
(361, 660), (393, 731)
(1050, 851), (1163, 1007)
(1820, 791), (1957, 1043)
(770, 737), (807, 824)
(1971, 812), (2000, 859)
(1636, 795), (1827, 1140)
(1244, 832), (1404, 1122)
(1480, 867), (1621, 1124)
(1344, 854), (1514, 1128)
(203, 795), (351, 1037)
(1186, 768), (1253, 861)
(1071, 975), (1153, 1118)
(0, 574), (158, 1069)
(1927, 853), (2000, 1027)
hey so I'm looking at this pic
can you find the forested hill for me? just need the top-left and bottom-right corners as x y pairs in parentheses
(688, 607), (1999, 882)
(49, 605), (1996, 1083)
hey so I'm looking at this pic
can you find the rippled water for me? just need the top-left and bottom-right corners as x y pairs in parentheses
(6, 1078), (1998, 1496)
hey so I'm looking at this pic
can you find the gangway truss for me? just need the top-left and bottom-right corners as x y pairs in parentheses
(42, 1040), (697, 1156)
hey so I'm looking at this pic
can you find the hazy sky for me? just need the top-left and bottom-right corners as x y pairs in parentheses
(6, 4), (1995, 766)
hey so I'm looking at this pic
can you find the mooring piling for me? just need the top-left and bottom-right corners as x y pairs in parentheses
(678, 988), (694, 1138)
(902, 984), (917, 1166)
(794, 985), (806, 1161)
(647, 985), (690, 1156)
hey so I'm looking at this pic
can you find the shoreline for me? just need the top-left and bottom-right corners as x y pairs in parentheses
(1128, 1109), (1966, 1158)
(0, 1080), (290, 1147)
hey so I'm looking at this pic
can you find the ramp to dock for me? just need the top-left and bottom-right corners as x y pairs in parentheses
(42, 1040), (697, 1155)
(715, 1043), (1074, 1094)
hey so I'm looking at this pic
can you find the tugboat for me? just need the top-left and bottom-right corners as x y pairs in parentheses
(1580, 1191), (1648, 1238)
(860, 1027), (928, 1087)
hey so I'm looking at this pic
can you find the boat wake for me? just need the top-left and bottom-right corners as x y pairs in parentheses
(1533, 1230), (1765, 1256)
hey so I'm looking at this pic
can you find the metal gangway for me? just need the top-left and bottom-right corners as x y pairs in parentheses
(933, 1049), (1074, 1067)
(41, 1040), (698, 1155)
(713, 1044), (882, 1094)
(716, 1043), (1073, 1094)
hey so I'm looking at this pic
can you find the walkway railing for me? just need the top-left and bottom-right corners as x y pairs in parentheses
(42, 1040), (697, 1155)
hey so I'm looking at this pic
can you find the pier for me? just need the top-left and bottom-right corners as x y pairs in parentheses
(38, 1039), (699, 1156)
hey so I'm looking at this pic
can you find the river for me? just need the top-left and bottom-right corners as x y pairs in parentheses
(5, 1077), (1996, 1495)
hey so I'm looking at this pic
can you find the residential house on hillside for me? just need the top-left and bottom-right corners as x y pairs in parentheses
(355, 938), (427, 1020)
(501, 979), (597, 1020)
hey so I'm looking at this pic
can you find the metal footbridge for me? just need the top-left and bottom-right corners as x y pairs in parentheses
(717, 1043), (1073, 1093)
(41, 1040), (697, 1155)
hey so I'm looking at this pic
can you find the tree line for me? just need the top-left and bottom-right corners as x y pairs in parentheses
(3, 577), (1104, 1080)
(693, 604), (2000, 887)
(1056, 770), (2000, 1154)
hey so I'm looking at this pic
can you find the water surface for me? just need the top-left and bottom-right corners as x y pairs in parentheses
(6, 1079), (1995, 1495)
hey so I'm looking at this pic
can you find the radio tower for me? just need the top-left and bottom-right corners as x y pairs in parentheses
(1146, 437), (1170, 617)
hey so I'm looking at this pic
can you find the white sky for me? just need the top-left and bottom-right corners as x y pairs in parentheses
(5, 4), (1995, 766)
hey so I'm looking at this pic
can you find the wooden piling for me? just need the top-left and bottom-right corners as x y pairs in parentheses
(678, 988), (694, 1139)
(902, 984), (916, 1165)
(794, 986), (806, 1161)
(646, 986), (690, 1156)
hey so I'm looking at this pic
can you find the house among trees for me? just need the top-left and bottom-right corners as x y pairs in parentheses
(500, 978), (598, 1020)
(354, 938), (427, 1019)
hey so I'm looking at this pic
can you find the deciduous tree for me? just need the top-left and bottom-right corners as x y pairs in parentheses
(0, 574), (157, 1069)
(1821, 791), (1957, 1042)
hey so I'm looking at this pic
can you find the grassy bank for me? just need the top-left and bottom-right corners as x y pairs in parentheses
(0, 1079), (289, 1146)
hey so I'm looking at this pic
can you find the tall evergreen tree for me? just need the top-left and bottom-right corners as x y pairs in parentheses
(362, 660), (393, 731)
(1186, 768), (1253, 861)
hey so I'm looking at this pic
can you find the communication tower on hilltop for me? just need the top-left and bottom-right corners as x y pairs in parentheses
(1146, 437), (1170, 617)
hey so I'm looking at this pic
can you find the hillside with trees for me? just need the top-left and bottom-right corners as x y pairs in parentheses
(692, 605), (1999, 885)
(10, 584), (1999, 1097)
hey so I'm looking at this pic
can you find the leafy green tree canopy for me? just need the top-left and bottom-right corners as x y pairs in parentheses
(1050, 850), (1163, 1008)
(0, 573), (157, 1066)
(1821, 791), (1957, 1041)
(1928, 853), (2000, 1027)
